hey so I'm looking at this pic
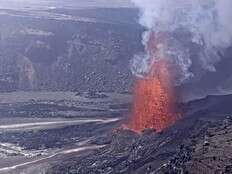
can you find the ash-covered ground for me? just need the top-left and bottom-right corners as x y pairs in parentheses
(0, 92), (131, 174)
(46, 94), (232, 174)
(2, 92), (232, 174)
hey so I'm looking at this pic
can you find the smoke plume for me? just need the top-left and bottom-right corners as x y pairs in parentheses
(130, 0), (232, 84)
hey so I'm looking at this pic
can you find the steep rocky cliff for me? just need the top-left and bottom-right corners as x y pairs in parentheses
(0, 8), (142, 92)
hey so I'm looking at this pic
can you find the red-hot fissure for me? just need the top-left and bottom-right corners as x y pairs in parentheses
(127, 33), (180, 132)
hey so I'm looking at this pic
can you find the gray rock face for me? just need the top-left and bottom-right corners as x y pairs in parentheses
(0, 8), (143, 92)
(1, 8), (232, 101)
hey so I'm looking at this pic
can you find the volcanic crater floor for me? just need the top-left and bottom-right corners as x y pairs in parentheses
(0, 92), (131, 174)
(1, 92), (232, 174)
(47, 94), (232, 174)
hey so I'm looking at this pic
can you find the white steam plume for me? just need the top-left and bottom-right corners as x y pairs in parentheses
(130, 0), (232, 84)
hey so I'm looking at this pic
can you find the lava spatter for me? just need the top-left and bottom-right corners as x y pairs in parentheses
(128, 33), (181, 132)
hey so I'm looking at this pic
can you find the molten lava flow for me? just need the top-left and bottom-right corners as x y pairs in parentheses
(127, 33), (180, 132)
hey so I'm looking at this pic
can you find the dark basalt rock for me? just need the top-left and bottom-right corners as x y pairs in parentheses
(47, 96), (232, 174)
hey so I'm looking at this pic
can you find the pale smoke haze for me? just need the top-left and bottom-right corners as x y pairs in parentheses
(130, 0), (232, 84)
(0, 0), (134, 9)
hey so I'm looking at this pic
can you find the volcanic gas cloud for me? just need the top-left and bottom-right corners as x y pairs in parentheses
(127, 0), (232, 132)
(128, 33), (180, 132)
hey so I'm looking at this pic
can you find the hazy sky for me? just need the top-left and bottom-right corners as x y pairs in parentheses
(0, 0), (134, 9)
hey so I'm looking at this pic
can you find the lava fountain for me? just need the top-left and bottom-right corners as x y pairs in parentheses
(127, 33), (181, 132)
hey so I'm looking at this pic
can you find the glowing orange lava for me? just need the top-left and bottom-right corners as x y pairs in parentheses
(127, 33), (180, 132)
